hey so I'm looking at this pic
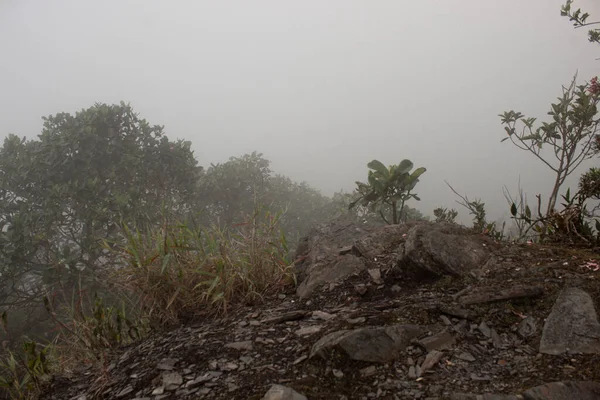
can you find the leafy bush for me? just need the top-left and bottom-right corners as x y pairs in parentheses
(350, 159), (426, 224)
(433, 207), (458, 224)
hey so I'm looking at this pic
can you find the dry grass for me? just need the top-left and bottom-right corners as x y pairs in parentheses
(107, 205), (295, 325)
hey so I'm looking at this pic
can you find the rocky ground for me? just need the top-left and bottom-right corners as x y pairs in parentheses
(40, 219), (600, 399)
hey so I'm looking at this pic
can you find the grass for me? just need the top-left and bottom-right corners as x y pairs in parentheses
(0, 204), (296, 399)
(107, 203), (295, 325)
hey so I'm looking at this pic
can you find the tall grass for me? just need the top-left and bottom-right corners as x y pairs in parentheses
(109, 204), (295, 324)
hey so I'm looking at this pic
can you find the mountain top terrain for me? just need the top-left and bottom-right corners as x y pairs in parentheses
(39, 218), (600, 399)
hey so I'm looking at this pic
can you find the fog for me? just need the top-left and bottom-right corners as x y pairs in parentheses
(1, 0), (598, 225)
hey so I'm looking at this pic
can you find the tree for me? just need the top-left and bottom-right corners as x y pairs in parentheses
(349, 159), (426, 224)
(198, 152), (271, 227)
(499, 75), (600, 218)
(0, 102), (202, 342)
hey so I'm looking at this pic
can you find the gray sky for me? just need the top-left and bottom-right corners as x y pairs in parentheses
(1, 0), (599, 225)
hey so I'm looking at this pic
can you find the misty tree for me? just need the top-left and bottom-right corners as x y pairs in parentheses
(349, 159), (426, 224)
(198, 152), (271, 227)
(197, 151), (334, 243)
(0, 102), (202, 341)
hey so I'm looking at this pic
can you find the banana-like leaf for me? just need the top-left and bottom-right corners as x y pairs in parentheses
(396, 159), (414, 174)
(367, 160), (389, 178)
(410, 167), (426, 179)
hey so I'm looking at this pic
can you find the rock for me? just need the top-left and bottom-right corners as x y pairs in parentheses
(295, 325), (322, 336)
(310, 324), (423, 363)
(261, 384), (308, 400)
(400, 222), (492, 279)
(518, 317), (537, 338)
(470, 373), (491, 381)
(478, 321), (491, 338)
(368, 268), (383, 284)
(162, 372), (183, 390)
(224, 341), (254, 351)
(456, 352), (476, 362)
(346, 317), (366, 324)
(359, 365), (377, 377)
(458, 285), (544, 305)
(297, 254), (367, 299)
(312, 310), (335, 320)
(261, 310), (309, 324)
(540, 287), (600, 355)
(419, 350), (444, 375)
(408, 365), (417, 379)
(522, 381), (600, 399)
(490, 329), (502, 348)
(418, 330), (455, 351)
(438, 305), (472, 320)
(450, 394), (519, 399)
(352, 223), (413, 259)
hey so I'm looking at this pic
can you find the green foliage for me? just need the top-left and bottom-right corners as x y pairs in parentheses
(509, 187), (600, 246)
(433, 207), (458, 224)
(349, 159), (426, 224)
(499, 74), (600, 219)
(44, 290), (147, 357)
(0, 102), (202, 349)
(198, 152), (331, 244)
(579, 167), (600, 200)
(561, 1), (600, 46)
(446, 181), (505, 239)
(0, 315), (53, 399)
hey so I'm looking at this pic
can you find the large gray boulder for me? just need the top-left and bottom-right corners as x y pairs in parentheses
(309, 324), (423, 363)
(294, 219), (493, 299)
(399, 222), (493, 278)
(294, 216), (413, 299)
(539, 287), (600, 355)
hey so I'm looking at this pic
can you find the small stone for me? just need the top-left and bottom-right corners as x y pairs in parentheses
(163, 372), (183, 390)
(408, 366), (417, 379)
(240, 356), (253, 365)
(151, 387), (165, 395)
(418, 330), (455, 352)
(293, 355), (308, 365)
(261, 384), (308, 400)
(228, 383), (239, 392)
(312, 311), (334, 320)
(355, 285), (368, 295)
(470, 373), (491, 381)
(419, 350), (443, 375)
(224, 341), (253, 351)
(368, 268), (383, 284)
(478, 321), (491, 338)
(360, 365), (377, 377)
(391, 285), (402, 293)
(456, 352), (476, 362)
(490, 329), (502, 348)
(295, 325), (322, 336)
(332, 369), (344, 378)
(220, 362), (238, 371)
(346, 317), (366, 324)
(518, 316), (537, 338)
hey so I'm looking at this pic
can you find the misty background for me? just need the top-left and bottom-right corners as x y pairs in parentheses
(1, 0), (599, 225)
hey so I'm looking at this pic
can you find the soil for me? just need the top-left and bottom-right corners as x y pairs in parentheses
(39, 241), (600, 400)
